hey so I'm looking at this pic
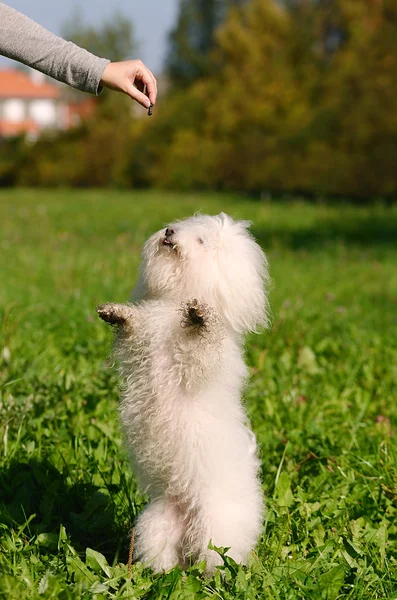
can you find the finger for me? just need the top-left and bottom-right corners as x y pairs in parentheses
(126, 83), (151, 108)
(146, 68), (157, 92)
(135, 67), (157, 105)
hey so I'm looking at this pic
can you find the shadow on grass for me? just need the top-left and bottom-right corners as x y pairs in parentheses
(0, 458), (130, 563)
(252, 210), (397, 250)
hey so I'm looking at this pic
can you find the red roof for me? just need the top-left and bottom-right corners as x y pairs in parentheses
(0, 119), (40, 136)
(0, 69), (60, 99)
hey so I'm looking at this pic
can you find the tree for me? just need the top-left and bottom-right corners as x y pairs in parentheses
(282, 0), (397, 196)
(166, 0), (248, 87)
(161, 0), (312, 190)
(153, 0), (397, 197)
(62, 10), (136, 62)
(306, 0), (397, 196)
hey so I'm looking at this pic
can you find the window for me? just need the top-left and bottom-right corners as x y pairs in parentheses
(3, 99), (25, 122)
(30, 100), (57, 126)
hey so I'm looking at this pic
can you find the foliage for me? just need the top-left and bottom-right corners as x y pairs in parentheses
(62, 10), (136, 62)
(0, 136), (28, 187)
(0, 190), (396, 598)
(154, 0), (397, 196)
(1, 0), (397, 197)
(15, 94), (138, 189)
(166, 0), (247, 86)
(160, 0), (306, 191)
(291, 0), (397, 197)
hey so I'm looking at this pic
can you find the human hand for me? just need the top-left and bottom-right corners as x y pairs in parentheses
(100, 60), (157, 109)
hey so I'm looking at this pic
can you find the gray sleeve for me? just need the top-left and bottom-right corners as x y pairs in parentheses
(0, 2), (110, 95)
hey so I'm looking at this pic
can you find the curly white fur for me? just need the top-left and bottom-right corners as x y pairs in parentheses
(97, 213), (270, 574)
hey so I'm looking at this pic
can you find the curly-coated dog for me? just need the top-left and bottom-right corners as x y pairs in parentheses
(97, 213), (269, 573)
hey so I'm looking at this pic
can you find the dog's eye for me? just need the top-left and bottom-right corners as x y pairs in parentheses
(197, 238), (204, 245)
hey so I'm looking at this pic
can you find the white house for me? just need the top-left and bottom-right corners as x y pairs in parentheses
(0, 68), (94, 139)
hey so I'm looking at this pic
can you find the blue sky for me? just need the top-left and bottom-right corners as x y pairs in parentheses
(1, 0), (179, 74)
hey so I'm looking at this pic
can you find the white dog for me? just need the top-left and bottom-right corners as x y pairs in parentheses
(97, 213), (269, 574)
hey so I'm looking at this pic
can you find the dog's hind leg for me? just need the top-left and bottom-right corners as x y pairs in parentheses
(133, 497), (185, 572)
(192, 495), (262, 575)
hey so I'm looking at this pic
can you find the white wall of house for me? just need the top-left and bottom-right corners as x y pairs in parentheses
(2, 99), (25, 122)
(0, 97), (61, 127)
(29, 99), (57, 126)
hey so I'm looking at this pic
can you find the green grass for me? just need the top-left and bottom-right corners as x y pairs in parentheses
(0, 189), (396, 599)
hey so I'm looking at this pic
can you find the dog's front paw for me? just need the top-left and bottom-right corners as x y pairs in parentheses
(97, 303), (133, 326)
(179, 299), (220, 333)
(179, 301), (224, 342)
(182, 299), (207, 327)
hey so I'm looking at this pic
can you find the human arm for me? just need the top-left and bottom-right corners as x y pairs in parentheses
(0, 3), (157, 107)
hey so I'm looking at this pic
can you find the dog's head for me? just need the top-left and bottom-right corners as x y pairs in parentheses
(134, 213), (270, 334)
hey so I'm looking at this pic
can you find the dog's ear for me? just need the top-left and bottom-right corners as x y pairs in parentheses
(215, 227), (270, 334)
(218, 212), (230, 225)
(218, 212), (252, 232)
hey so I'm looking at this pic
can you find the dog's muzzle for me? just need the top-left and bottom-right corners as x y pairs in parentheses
(163, 228), (176, 248)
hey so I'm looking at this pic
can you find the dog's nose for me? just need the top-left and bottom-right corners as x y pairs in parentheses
(165, 228), (175, 238)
